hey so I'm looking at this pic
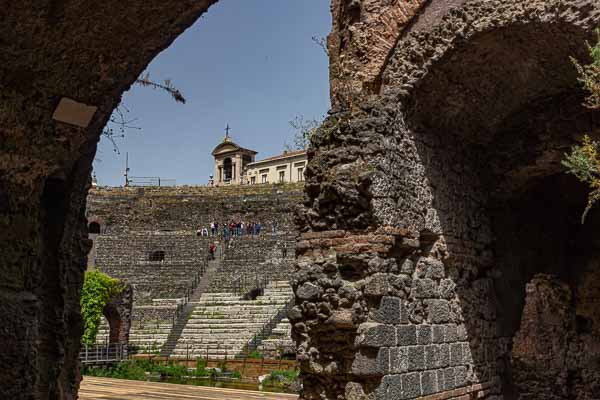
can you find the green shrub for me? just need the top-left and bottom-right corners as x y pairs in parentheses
(247, 350), (263, 359)
(80, 271), (124, 344)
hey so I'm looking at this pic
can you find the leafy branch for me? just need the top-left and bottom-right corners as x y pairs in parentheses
(80, 271), (124, 345)
(100, 73), (186, 155)
(563, 29), (600, 222)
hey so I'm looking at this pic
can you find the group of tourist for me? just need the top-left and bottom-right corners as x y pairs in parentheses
(196, 219), (279, 239)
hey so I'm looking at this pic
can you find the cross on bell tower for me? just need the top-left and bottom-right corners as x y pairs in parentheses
(225, 124), (231, 139)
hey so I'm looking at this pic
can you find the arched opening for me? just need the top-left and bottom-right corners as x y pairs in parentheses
(402, 17), (600, 399)
(0, 1), (331, 398)
(102, 285), (133, 344)
(148, 250), (166, 262)
(223, 157), (233, 183)
(88, 221), (101, 234)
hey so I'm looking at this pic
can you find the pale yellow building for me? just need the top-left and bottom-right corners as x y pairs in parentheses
(244, 150), (307, 185)
(210, 133), (307, 186)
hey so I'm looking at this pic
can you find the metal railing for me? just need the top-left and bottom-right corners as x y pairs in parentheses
(170, 255), (208, 328)
(128, 177), (176, 187)
(80, 343), (128, 365)
(245, 297), (295, 353)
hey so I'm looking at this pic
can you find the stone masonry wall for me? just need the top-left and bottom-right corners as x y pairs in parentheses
(216, 235), (296, 293)
(292, 1), (600, 399)
(87, 184), (303, 321)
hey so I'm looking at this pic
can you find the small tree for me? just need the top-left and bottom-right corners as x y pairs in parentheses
(286, 116), (322, 151)
(563, 30), (600, 222)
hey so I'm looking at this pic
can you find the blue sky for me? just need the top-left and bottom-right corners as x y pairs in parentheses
(93, 1), (331, 186)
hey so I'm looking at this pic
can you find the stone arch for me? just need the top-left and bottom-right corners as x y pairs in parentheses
(357, 1), (600, 399)
(102, 285), (133, 344)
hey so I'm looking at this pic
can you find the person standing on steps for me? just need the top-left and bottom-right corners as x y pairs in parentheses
(208, 242), (216, 260)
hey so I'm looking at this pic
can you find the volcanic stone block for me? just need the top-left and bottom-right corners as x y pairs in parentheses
(357, 323), (396, 348)
(401, 372), (422, 399)
(450, 343), (464, 366)
(372, 296), (404, 324)
(425, 344), (440, 368)
(397, 325), (417, 346)
(443, 367), (456, 390)
(432, 325), (445, 343)
(390, 347), (409, 374)
(439, 344), (450, 368)
(455, 365), (468, 388)
(421, 370), (439, 395)
(445, 323), (458, 342)
(426, 299), (451, 323)
(417, 325), (432, 345)
(352, 349), (384, 376)
(412, 279), (438, 299)
(408, 345), (425, 371)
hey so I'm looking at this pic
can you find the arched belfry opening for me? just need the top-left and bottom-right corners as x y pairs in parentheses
(223, 157), (233, 182)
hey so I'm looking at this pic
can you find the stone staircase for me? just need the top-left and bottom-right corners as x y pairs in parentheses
(257, 318), (295, 358)
(159, 249), (220, 357)
(170, 281), (293, 359)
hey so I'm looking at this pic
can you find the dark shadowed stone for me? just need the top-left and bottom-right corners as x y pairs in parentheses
(352, 349), (384, 376)
(445, 324), (458, 342)
(455, 366), (468, 388)
(377, 347), (390, 374)
(297, 282), (321, 300)
(450, 343), (464, 366)
(439, 279), (456, 299)
(412, 279), (438, 299)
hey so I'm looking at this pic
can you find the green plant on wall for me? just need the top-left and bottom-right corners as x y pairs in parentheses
(80, 270), (124, 345)
(563, 30), (600, 222)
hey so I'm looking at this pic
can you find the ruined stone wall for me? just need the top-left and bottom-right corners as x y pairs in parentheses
(293, 1), (600, 399)
(95, 232), (209, 304)
(87, 184), (301, 233)
(87, 184), (302, 309)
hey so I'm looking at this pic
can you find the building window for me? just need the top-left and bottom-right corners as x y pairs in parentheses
(148, 250), (165, 262)
(297, 167), (304, 182)
(261, 174), (268, 184)
(279, 171), (285, 183)
(250, 176), (256, 185)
